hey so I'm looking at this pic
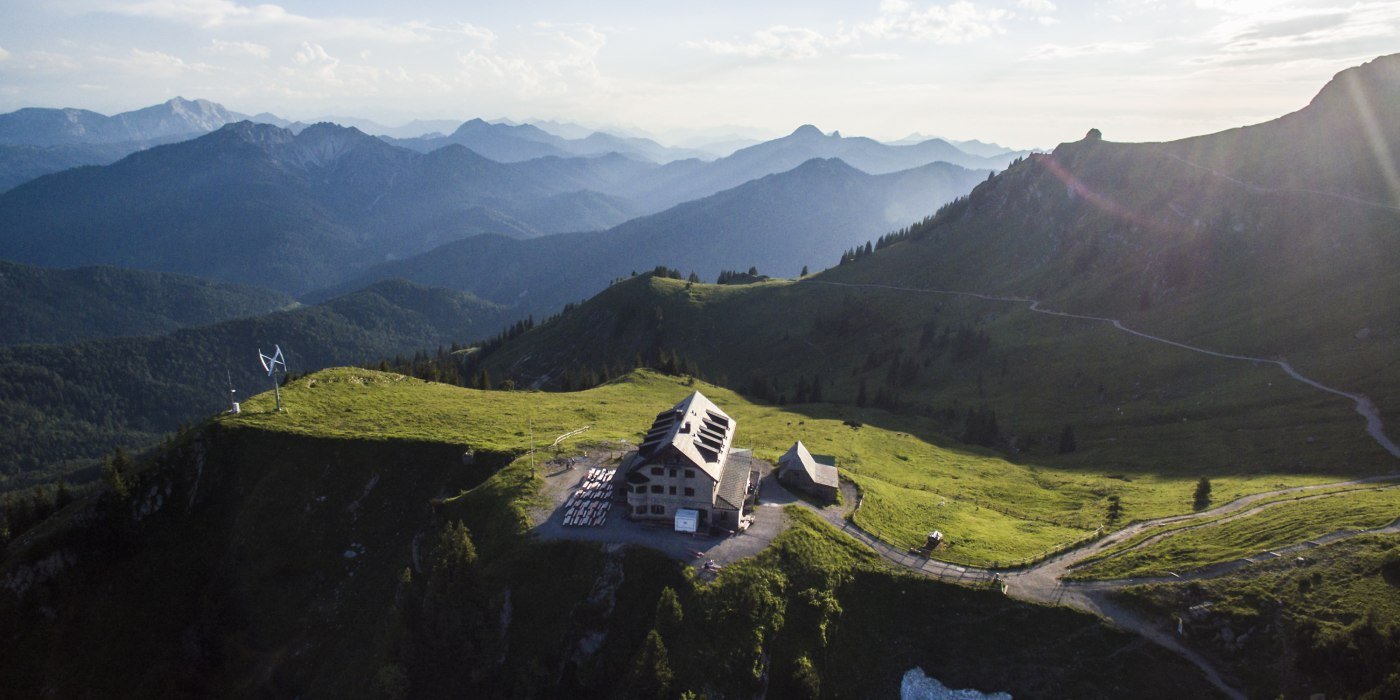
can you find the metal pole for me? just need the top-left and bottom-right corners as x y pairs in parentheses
(273, 376), (282, 412)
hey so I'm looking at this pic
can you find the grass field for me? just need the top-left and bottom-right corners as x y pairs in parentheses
(1068, 482), (1395, 575)
(227, 367), (1372, 567)
(1117, 534), (1400, 699)
(1073, 486), (1400, 579)
(493, 271), (1394, 468)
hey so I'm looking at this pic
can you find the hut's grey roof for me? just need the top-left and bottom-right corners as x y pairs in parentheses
(779, 440), (839, 489)
(714, 456), (750, 511)
(637, 391), (736, 482)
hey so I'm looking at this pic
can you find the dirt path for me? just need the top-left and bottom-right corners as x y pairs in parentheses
(1152, 148), (1400, 213)
(533, 440), (1394, 696)
(801, 279), (1400, 459)
(784, 476), (1399, 700)
(1071, 485), (1400, 572)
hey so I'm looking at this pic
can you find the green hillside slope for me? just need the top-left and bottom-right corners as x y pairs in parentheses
(816, 56), (1400, 425)
(477, 56), (1400, 475)
(482, 275), (1390, 475)
(0, 372), (1220, 698)
(1120, 534), (1400, 699)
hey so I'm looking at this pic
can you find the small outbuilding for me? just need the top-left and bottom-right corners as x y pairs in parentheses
(777, 441), (839, 503)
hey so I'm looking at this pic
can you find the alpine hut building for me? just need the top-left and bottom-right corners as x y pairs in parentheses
(624, 391), (748, 531)
(777, 440), (840, 503)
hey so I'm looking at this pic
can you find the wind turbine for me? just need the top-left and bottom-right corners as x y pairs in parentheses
(259, 345), (287, 412)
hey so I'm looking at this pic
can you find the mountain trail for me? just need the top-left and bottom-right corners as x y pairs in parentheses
(792, 277), (1400, 698)
(794, 473), (1400, 700)
(1151, 148), (1400, 213)
(802, 279), (1400, 459)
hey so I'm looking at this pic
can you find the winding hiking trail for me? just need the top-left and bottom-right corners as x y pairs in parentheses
(804, 476), (1400, 700)
(802, 279), (1400, 458)
(1153, 148), (1400, 214)
(792, 278), (1400, 697)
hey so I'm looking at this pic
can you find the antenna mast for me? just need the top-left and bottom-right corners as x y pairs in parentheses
(259, 345), (287, 412)
(226, 369), (240, 414)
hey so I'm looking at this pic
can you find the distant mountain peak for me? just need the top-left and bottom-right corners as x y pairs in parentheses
(454, 118), (492, 133)
(1305, 52), (1400, 116)
(789, 156), (860, 176)
(790, 124), (825, 138)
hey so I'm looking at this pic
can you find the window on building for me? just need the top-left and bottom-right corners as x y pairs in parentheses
(684, 487), (695, 497)
(669, 486), (677, 495)
(684, 469), (695, 478)
(669, 468), (677, 478)
(716, 511), (729, 523)
(651, 485), (663, 494)
(650, 467), (663, 476)
(635, 505), (646, 514)
(635, 485), (647, 494)
(651, 505), (665, 515)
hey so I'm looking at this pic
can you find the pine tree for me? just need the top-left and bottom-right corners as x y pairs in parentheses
(656, 587), (684, 638)
(623, 630), (673, 699)
(434, 520), (478, 579)
(1106, 495), (1123, 523)
(800, 265), (809, 277)
(103, 447), (132, 501)
(1193, 477), (1212, 511)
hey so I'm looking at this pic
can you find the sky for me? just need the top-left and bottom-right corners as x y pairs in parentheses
(0, 0), (1395, 148)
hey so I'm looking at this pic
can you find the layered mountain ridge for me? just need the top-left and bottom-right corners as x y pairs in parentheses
(313, 156), (989, 315)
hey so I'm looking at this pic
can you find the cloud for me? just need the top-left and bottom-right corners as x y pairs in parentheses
(407, 20), (497, 47)
(1017, 0), (1056, 11)
(858, 0), (1008, 43)
(96, 48), (212, 78)
(106, 0), (272, 28)
(292, 41), (339, 81)
(687, 1), (1008, 61)
(0, 47), (10, 62)
(849, 51), (902, 61)
(1024, 41), (1151, 60)
(1192, 2), (1400, 65)
(103, 0), (431, 43)
(686, 26), (838, 60)
(209, 39), (270, 58)
(25, 51), (82, 73)
(455, 24), (610, 98)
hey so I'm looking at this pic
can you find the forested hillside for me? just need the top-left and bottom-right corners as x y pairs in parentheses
(0, 280), (511, 488)
(0, 260), (294, 345)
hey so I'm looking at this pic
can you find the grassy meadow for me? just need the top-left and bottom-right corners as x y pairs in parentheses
(229, 367), (1374, 566)
(1118, 534), (1400, 699)
(1074, 486), (1400, 579)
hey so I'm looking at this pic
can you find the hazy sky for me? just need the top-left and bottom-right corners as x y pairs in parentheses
(0, 1), (1394, 147)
